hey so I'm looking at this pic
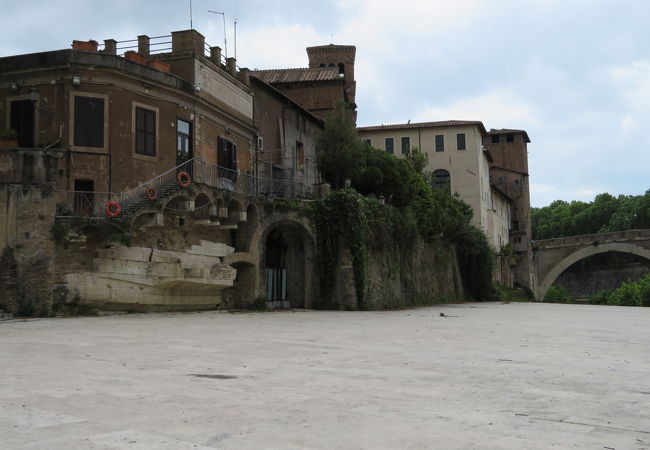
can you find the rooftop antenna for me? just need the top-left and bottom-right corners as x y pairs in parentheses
(234, 0), (238, 61)
(208, 10), (227, 58)
(189, 0), (193, 29)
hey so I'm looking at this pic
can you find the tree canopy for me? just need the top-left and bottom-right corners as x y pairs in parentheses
(532, 190), (650, 239)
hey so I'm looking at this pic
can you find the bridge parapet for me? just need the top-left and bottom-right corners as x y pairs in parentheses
(533, 228), (650, 300)
(533, 229), (650, 250)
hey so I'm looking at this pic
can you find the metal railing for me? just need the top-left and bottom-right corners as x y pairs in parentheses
(54, 158), (312, 218)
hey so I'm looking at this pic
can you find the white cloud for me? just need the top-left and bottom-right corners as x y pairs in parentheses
(609, 61), (650, 104)
(412, 91), (539, 129)
(237, 24), (327, 69)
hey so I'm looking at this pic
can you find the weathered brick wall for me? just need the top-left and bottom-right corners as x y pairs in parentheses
(1, 186), (57, 315)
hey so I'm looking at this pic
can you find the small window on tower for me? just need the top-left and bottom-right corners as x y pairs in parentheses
(491, 134), (500, 144)
(506, 134), (514, 142)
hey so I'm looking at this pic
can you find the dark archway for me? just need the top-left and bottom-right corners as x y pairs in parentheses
(551, 251), (650, 298)
(263, 220), (310, 309)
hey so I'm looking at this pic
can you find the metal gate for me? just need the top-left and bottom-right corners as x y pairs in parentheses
(266, 268), (289, 309)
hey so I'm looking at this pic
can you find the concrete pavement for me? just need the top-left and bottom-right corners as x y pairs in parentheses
(1, 302), (649, 449)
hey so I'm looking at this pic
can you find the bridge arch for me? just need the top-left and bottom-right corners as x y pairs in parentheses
(538, 242), (650, 300)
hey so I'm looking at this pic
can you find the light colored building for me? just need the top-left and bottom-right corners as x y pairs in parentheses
(357, 121), (498, 237)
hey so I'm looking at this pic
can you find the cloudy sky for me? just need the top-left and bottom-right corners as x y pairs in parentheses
(3, 0), (650, 206)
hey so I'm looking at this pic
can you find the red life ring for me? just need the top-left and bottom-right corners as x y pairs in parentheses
(177, 171), (191, 187)
(145, 187), (157, 200)
(104, 201), (122, 217)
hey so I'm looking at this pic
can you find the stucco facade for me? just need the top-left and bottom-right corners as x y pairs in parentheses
(357, 121), (496, 235)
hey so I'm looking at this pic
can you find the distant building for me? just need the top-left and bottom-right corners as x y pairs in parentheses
(483, 129), (534, 290)
(357, 121), (497, 235)
(251, 44), (357, 123)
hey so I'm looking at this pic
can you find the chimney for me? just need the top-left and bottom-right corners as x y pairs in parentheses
(226, 57), (236, 76)
(171, 29), (206, 55)
(137, 35), (150, 57)
(210, 46), (222, 67)
(103, 39), (117, 55)
(239, 67), (250, 86)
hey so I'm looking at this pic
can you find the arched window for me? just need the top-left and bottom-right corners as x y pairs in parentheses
(432, 169), (451, 193)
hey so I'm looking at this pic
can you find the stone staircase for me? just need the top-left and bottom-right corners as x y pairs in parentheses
(121, 181), (181, 216)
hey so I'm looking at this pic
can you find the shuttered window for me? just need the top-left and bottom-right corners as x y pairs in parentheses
(217, 136), (237, 171)
(135, 106), (156, 156)
(74, 96), (104, 148)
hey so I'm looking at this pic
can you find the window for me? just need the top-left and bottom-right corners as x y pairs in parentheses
(218, 136), (237, 172)
(10, 100), (35, 147)
(135, 106), (156, 156)
(176, 119), (192, 165)
(362, 138), (371, 146)
(491, 134), (500, 144)
(506, 133), (514, 143)
(456, 133), (466, 151)
(435, 135), (444, 152)
(512, 220), (520, 231)
(296, 141), (304, 170)
(74, 96), (104, 148)
(432, 169), (451, 193)
(385, 137), (394, 154)
(401, 137), (410, 154)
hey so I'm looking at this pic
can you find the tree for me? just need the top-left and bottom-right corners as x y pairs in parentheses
(315, 106), (364, 189)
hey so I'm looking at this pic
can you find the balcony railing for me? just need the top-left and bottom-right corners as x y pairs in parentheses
(54, 158), (312, 218)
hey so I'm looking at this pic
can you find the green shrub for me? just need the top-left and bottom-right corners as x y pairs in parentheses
(544, 285), (572, 303)
(608, 280), (640, 306)
(636, 274), (650, 307)
(589, 290), (612, 305)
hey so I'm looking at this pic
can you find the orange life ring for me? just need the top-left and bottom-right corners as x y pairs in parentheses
(104, 201), (121, 217)
(145, 187), (157, 200)
(177, 171), (191, 187)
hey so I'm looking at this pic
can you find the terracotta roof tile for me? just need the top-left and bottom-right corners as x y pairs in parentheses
(250, 67), (342, 84)
(357, 120), (487, 134)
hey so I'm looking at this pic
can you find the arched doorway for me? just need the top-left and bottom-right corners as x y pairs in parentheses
(263, 220), (312, 309)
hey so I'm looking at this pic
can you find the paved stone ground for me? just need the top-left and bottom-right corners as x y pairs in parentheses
(1, 302), (649, 449)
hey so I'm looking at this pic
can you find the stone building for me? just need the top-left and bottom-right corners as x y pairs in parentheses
(483, 129), (535, 290)
(250, 76), (323, 191)
(1, 29), (258, 203)
(251, 44), (357, 123)
(0, 29), (327, 314)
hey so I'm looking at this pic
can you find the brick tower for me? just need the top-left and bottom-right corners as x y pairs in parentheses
(306, 44), (357, 107)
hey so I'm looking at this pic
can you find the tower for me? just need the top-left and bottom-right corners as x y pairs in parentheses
(306, 45), (357, 106)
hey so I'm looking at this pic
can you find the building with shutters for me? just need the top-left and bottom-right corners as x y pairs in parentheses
(0, 29), (257, 209)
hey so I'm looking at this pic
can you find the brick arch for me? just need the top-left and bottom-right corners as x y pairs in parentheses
(538, 243), (650, 300)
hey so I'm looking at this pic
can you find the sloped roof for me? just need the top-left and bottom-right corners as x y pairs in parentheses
(249, 75), (323, 126)
(250, 67), (341, 84)
(357, 120), (488, 135)
(488, 128), (531, 143)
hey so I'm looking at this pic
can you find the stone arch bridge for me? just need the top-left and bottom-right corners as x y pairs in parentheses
(533, 229), (650, 299)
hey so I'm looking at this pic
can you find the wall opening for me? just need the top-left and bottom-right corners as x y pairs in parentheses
(263, 221), (309, 308)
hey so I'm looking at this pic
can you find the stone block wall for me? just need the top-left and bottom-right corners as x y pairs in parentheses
(0, 185), (57, 315)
